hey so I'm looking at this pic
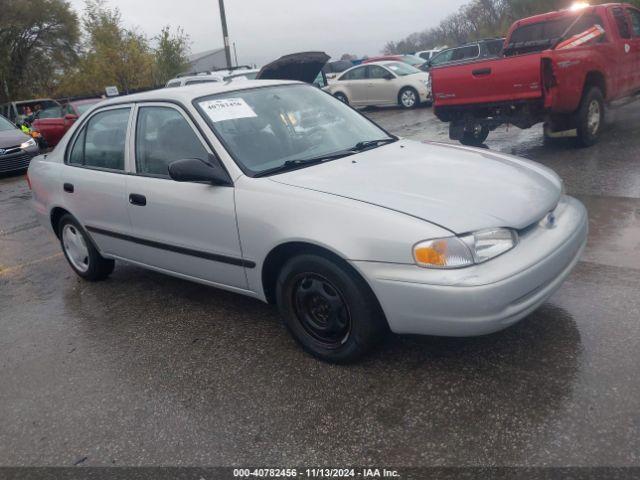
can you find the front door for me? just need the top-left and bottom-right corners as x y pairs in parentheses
(62, 105), (133, 257)
(366, 65), (398, 105)
(124, 103), (247, 290)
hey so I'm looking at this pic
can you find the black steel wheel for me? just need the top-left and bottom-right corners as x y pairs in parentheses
(276, 253), (387, 363)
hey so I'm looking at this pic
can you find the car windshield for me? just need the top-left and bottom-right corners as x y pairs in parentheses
(385, 62), (420, 76)
(196, 84), (394, 176)
(0, 115), (16, 131)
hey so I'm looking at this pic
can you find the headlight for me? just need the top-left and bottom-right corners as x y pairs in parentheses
(20, 138), (37, 149)
(413, 228), (517, 269)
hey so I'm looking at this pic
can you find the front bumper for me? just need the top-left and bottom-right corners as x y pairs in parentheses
(353, 195), (588, 337)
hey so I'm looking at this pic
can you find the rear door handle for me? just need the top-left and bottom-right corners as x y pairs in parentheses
(129, 193), (147, 206)
(63, 183), (74, 193)
(472, 68), (492, 76)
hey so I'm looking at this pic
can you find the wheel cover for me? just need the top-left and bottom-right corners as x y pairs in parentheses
(587, 100), (601, 135)
(292, 273), (352, 348)
(401, 90), (416, 107)
(62, 224), (90, 273)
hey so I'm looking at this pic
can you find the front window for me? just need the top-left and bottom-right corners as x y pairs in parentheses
(195, 84), (394, 176)
(36, 106), (63, 119)
(384, 62), (420, 76)
(0, 115), (16, 131)
(74, 102), (99, 115)
(430, 49), (454, 66)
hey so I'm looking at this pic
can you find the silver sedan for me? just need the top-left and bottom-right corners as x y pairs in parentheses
(28, 80), (587, 363)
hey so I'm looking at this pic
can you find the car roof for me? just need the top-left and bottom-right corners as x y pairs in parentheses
(100, 79), (300, 106)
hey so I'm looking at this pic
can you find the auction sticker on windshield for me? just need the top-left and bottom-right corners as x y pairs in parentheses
(200, 98), (257, 122)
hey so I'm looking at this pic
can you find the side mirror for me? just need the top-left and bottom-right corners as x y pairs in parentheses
(168, 157), (231, 186)
(64, 114), (78, 122)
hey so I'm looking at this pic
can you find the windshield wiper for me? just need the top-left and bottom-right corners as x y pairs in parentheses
(352, 138), (397, 152)
(254, 150), (356, 177)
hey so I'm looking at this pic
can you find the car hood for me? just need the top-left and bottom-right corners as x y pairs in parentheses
(257, 51), (330, 84)
(0, 129), (29, 148)
(269, 140), (562, 234)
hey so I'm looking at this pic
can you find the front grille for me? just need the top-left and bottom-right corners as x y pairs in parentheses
(0, 152), (34, 173)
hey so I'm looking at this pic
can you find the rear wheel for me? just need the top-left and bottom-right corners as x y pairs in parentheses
(276, 254), (387, 363)
(58, 214), (114, 281)
(334, 92), (349, 104)
(398, 87), (419, 109)
(576, 87), (604, 147)
(459, 124), (490, 146)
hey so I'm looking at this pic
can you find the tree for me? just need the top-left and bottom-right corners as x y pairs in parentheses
(153, 26), (191, 86)
(0, 0), (80, 103)
(57, 0), (154, 97)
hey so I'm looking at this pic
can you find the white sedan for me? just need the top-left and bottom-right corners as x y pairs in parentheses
(325, 61), (431, 109)
(28, 80), (587, 363)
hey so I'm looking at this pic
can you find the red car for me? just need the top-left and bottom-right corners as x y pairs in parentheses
(31, 99), (102, 147)
(432, 3), (640, 146)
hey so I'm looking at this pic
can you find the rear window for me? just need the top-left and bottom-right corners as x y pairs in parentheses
(506, 13), (606, 55)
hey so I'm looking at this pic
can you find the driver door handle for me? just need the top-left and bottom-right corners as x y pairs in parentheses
(129, 193), (147, 206)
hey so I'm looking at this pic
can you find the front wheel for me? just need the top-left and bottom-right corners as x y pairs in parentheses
(576, 87), (604, 147)
(276, 254), (387, 363)
(398, 87), (419, 109)
(58, 214), (114, 281)
(459, 124), (490, 146)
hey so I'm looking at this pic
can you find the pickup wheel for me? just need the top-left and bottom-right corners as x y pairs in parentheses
(58, 214), (115, 281)
(576, 87), (604, 147)
(460, 124), (490, 146)
(276, 254), (387, 364)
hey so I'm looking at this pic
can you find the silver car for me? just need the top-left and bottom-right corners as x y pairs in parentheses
(28, 81), (588, 363)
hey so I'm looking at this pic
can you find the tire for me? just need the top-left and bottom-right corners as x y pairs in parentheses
(398, 87), (419, 109)
(58, 214), (114, 281)
(460, 124), (490, 146)
(576, 87), (604, 147)
(334, 92), (349, 104)
(276, 254), (387, 363)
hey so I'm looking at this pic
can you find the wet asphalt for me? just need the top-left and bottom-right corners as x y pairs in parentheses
(1, 103), (639, 467)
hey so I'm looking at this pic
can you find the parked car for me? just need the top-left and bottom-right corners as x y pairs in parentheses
(0, 114), (40, 174)
(325, 61), (431, 109)
(27, 80), (587, 362)
(224, 69), (261, 82)
(0, 98), (61, 126)
(165, 73), (223, 88)
(427, 38), (504, 69)
(31, 99), (102, 148)
(431, 3), (638, 146)
(415, 48), (445, 61)
(363, 54), (427, 70)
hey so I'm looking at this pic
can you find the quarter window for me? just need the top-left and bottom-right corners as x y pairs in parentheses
(68, 108), (130, 170)
(135, 106), (209, 176)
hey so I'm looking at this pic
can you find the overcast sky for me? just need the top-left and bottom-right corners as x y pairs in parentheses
(66, 0), (468, 65)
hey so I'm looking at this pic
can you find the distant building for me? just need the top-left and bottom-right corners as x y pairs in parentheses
(187, 48), (229, 73)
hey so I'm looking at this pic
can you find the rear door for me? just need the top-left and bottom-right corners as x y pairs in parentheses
(62, 105), (133, 257)
(124, 103), (247, 289)
(336, 66), (369, 105)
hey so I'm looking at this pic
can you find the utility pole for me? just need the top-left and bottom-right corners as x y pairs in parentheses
(218, 0), (232, 68)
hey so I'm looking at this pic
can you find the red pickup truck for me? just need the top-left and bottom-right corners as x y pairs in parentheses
(432, 3), (640, 147)
(31, 98), (101, 148)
